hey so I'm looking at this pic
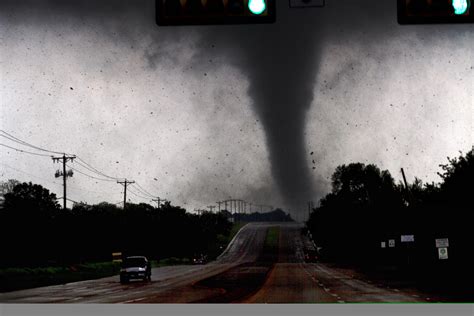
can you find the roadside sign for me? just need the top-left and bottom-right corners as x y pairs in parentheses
(435, 238), (449, 248)
(401, 235), (415, 242)
(381, 241), (386, 248)
(112, 252), (122, 262)
(389, 239), (395, 248)
(438, 247), (448, 260)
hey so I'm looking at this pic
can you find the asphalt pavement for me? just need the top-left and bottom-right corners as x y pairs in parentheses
(0, 222), (433, 303)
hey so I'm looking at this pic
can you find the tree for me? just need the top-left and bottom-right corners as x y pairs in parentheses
(0, 179), (21, 195)
(1, 182), (61, 267)
(437, 149), (472, 207)
(308, 163), (403, 264)
(330, 163), (401, 208)
(3, 182), (60, 218)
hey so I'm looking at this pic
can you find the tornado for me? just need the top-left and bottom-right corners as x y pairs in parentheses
(199, 6), (324, 212)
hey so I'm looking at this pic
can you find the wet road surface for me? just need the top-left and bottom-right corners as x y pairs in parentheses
(0, 222), (432, 303)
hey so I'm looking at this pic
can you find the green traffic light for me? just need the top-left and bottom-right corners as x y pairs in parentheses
(452, 0), (469, 15)
(248, 0), (266, 15)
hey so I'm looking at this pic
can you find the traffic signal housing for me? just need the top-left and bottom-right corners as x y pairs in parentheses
(398, 0), (473, 24)
(156, 0), (276, 25)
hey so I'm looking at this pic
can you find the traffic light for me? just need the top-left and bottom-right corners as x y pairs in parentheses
(156, 0), (276, 25)
(398, 0), (473, 24)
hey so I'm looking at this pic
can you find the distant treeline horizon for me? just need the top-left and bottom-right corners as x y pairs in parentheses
(307, 149), (472, 294)
(0, 186), (234, 267)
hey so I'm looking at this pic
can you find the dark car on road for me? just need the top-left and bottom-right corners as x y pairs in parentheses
(304, 249), (318, 263)
(120, 256), (152, 284)
(192, 253), (208, 265)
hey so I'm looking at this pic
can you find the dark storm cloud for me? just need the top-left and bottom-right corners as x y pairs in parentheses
(0, 0), (398, 211)
(3, 0), (469, 213)
(185, 1), (397, 210)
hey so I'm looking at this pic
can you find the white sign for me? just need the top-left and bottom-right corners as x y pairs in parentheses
(289, 0), (325, 8)
(401, 235), (415, 242)
(112, 252), (122, 262)
(381, 242), (386, 248)
(435, 238), (449, 248)
(389, 239), (396, 248)
(438, 247), (448, 260)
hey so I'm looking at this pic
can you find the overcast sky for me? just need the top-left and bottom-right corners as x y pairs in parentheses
(0, 1), (472, 219)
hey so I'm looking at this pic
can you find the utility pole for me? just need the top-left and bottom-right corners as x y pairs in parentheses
(308, 201), (313, 221)
(400, 168), (412, 206)
(400, 167), (414, 268)
(152, 197), (162, 208)
(401, 168), (409, 190)
(52, 154), (76, 210)
(208, 205), (216, 213)
(217, 201), (223, 212)
(117, 179), (135, 210)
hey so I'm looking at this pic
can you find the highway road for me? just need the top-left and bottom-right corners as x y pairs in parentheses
(0, 222), (434, 303)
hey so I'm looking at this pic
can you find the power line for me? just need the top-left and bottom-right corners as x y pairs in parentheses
(134, 182), (155, 197)
(0, 131), (122, 181)
(127, 186), (153, 200)
(0, 143), (53, 158)
(0, 130), (68, 155)
(117, 179), (135, 210)
(1, 162), (112, 205)
(75, 157), (121, 181)
(1, 131), (160, 207)
(55, 197), (81, 205)
(66, 164), (117, 182)
(0, 162), (62, 186)
(151, 196), (169, 208)
(131, 183), (155, 198)
(52, 154), (76, 210)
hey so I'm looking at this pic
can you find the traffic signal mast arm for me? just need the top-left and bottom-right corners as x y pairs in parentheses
(157, 0), (276, 25)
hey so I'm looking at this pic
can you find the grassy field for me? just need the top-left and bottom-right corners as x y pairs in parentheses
(0, 262), (121, 292)
(204, 221), (248, 260)
(0, 222), (249, 293)
(264, 226), (280, 249)
(230, 222), (247, 239)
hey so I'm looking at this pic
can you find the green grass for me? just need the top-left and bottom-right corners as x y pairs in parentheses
(207, 222), (248, 260)
(0, 223), (249, 292)
(229, 222), (247, 241)
(264, 226), (280, 249)
(152, 257), (192, 267)
(0, 262), (121, 292)
(260, 226), (280, 263)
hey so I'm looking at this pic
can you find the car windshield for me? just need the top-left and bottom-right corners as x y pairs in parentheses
(122, 258), (147, 268)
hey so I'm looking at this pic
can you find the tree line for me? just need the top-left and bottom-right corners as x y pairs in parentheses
(0, 183), (232, 268)
(306, 149), (472, 290)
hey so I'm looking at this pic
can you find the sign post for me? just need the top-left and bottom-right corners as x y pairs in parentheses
(401, 235), (415, 266)
(112, 252), (122, 263)
(438, 247), (449, 260)
(435, 238), (449, 260)
(401, 235), (415, 242)
(435, 238), (449, 248)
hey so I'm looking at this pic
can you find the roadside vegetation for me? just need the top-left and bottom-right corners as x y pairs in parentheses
(306, 149), (472, 299)
(0, 262), (121, 292)
(262, 226), (280, 263)
(0, 185), (244, 292)
(264, 227), (280, 249)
